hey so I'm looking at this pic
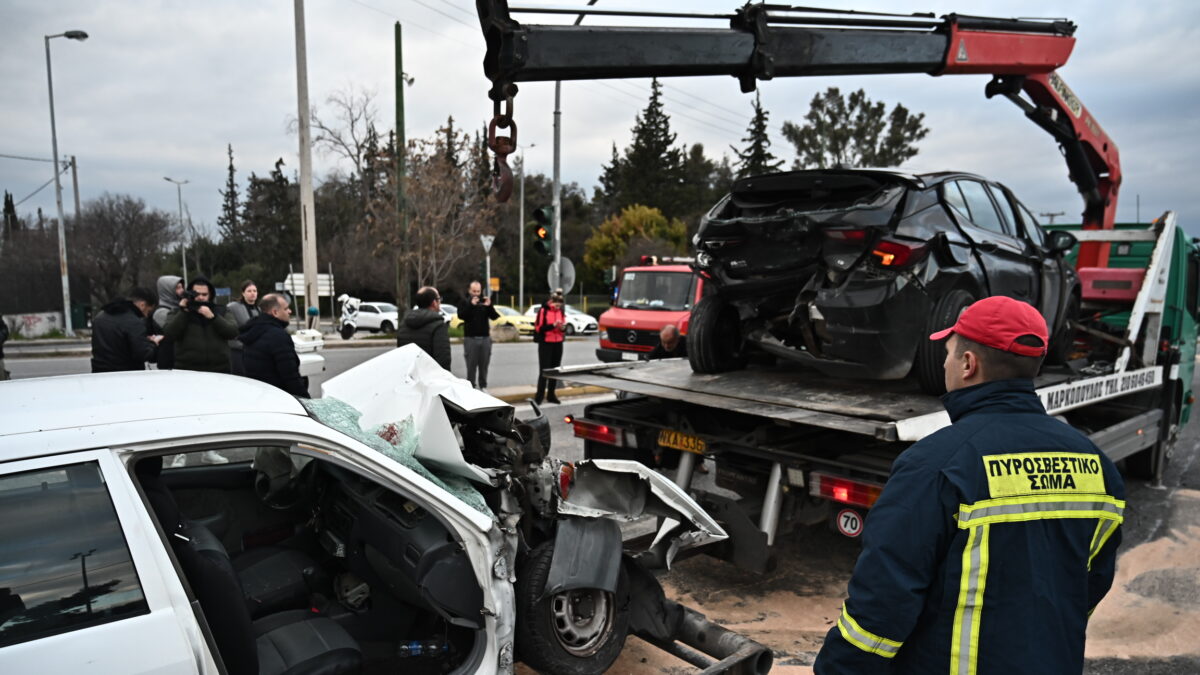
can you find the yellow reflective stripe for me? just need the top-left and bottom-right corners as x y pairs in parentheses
(950, 523), (990, 675)
(957, 494), (1124, 529)
(837, 604), (903, 658)
(1087, 517), (1120, 571)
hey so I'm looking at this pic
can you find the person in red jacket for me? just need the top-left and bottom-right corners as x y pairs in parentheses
(533, 290), (567, 404)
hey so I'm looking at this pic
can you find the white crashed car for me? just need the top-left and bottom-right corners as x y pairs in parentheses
(0, 346), (767, 675)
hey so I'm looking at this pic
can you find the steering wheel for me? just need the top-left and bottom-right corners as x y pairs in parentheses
(253, 449), (316, 510)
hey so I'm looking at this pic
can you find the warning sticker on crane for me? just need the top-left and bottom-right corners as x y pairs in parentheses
(1049, 72), (1083, 118)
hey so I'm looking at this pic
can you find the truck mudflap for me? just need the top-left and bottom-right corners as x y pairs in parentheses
(626, 559), (773, 674)
(558, 459), (728, 568)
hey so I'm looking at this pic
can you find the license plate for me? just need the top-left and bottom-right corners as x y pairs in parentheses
(620, 351), (640, 361)
(658, 429), (707, 454)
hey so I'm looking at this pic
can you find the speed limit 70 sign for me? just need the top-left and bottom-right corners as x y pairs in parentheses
(836, 508), (864, 538)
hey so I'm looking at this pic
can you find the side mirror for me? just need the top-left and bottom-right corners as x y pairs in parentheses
(1046, 230), (1077, 255)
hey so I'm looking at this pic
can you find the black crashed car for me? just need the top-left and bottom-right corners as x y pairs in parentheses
(689, 169), (1080, 393)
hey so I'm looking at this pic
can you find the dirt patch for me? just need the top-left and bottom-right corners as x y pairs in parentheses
(1087, 489), (1200, 660)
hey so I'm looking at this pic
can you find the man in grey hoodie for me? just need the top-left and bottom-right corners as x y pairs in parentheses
(395, 286), (451, 370)
(151, 275), (183, 369)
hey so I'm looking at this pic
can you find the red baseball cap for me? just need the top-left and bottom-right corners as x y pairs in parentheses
(929, 296), (1048, 357)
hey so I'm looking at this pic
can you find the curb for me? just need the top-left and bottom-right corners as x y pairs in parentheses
(490, 385), (611, 405)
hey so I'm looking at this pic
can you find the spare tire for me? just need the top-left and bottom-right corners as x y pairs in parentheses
(688, 295), (748, 374)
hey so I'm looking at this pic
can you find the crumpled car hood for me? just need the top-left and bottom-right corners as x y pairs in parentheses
(321, 345), (510, 485)
(319, 346), (727, 565)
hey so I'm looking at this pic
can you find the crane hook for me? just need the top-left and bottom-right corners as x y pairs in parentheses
(487, 96), (517, 202)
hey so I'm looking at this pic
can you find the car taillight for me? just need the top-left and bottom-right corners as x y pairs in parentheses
(870, 238), (927, 268)
(559, 463), (575, 500)
(809, 472), (884, 508)
(568, 417), (625, 446)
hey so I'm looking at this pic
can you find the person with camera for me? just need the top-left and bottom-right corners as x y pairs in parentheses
(163, 276), (238, 373)
(239, 293), (309, 397)
(458, 280), (500, 390)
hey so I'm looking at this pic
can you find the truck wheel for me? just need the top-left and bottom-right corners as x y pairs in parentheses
(1046, 294), (1080, 365)
(380, 320), (395, 333)
(689, 295), (748, 373)
(339, 324), (356, 340)
(515, 541), (630, 675)
(915, 288), (976, 395)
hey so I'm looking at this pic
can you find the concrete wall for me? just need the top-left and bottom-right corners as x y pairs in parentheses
(4, 312), (64, 338)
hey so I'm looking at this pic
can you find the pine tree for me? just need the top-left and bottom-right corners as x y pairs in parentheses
(598, 79), (686, 218)
(781, 87), (929, 169)
(734, 92), (783, 178)
(3, 191), (18, 235)
(217, 144), (240, 242)
(240, 158), (300, 284)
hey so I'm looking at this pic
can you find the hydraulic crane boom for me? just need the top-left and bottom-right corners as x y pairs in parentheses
(475, 2), (1120, 266)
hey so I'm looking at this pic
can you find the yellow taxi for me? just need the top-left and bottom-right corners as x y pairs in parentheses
(450, 304), (536, 335)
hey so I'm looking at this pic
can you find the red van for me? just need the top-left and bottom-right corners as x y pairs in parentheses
(596, 257), (703, 362)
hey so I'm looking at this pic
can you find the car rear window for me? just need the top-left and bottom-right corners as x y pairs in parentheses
(987, 184), (1020, 236)
(956, 180), (1008, 235)
(0, 462), (149, 647)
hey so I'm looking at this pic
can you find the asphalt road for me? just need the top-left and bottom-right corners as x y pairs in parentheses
(4, 337), (602, 394)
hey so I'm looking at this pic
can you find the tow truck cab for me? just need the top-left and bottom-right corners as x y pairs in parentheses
(596, 258), (703, 362)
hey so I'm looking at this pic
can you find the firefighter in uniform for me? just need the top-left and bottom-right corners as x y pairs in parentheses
(815, 296), (1125, 674)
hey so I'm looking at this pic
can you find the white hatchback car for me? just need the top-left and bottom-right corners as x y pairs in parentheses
(0, 348), (766, 675)
(523, 305), (598, 335)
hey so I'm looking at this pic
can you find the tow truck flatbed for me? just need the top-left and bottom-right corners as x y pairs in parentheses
(550, 359), (1161, 443)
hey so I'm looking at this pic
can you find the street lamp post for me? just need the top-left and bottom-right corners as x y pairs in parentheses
(164, 177), (189, 284)
(45, 29), (88, 336)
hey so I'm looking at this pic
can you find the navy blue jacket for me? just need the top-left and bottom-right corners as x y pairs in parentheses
(239, 314), (308, 397)
(815, 379), (1125, 675)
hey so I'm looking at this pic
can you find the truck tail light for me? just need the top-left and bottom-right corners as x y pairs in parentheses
(810, 472), (884, 509)
(567, 417), (625, 446)
(870, 238), (927, 267)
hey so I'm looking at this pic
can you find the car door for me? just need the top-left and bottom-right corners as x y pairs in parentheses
(945, 179), (1037, 302)
(1011, 198), (1065, 329)
(0, 450), (205, 674)
(357, 304), (380, 330)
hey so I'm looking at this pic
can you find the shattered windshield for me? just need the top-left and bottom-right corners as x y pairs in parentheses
(617, 271), (696, 311)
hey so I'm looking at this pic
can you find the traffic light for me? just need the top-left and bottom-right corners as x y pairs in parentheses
(532, 206), (553, 256)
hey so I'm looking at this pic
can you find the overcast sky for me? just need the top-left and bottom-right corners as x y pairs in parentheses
(3, 0), (1198, 240)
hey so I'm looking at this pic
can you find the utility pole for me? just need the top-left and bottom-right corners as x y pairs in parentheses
(518, 153), (525, 308)
(293, 0), (319, 330)
(70, 156), (81, 226)
(550, 0), (599, 291)
(1040, 211), (1065, 225)
(396, 22), (411, 314)
(164, 177), (189, 283)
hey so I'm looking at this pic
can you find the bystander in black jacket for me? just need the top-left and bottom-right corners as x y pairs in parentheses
(396, 308), (451, 369)
(457, 300), (499, 337)
(91, 299), (157, 372)
(239, 313), (309, 397)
